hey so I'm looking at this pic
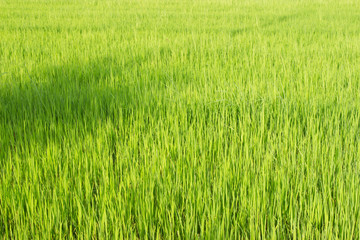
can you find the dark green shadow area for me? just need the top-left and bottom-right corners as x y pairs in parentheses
(0, 57), (167, 159)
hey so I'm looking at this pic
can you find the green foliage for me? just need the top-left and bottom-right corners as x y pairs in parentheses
(1, 0), (360, 238)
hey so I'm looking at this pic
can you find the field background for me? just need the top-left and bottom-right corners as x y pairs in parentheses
(1, 0), (360, 238)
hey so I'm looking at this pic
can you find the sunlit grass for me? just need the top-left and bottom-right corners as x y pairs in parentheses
(1, 0), (360, 238)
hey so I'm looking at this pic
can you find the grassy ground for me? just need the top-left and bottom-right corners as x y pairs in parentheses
(1, 0), (360, 238)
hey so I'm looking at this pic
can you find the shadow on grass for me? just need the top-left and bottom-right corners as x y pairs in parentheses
(0, 57), (173, 158)
(1, 57), (160, 124)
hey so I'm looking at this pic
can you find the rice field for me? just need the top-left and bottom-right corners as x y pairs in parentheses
(1, 0), (360, 238)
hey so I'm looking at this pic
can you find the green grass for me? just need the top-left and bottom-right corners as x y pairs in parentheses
(1, 0), (360, 238)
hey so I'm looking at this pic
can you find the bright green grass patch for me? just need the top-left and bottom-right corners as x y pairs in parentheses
(1, 0), (360, 238)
